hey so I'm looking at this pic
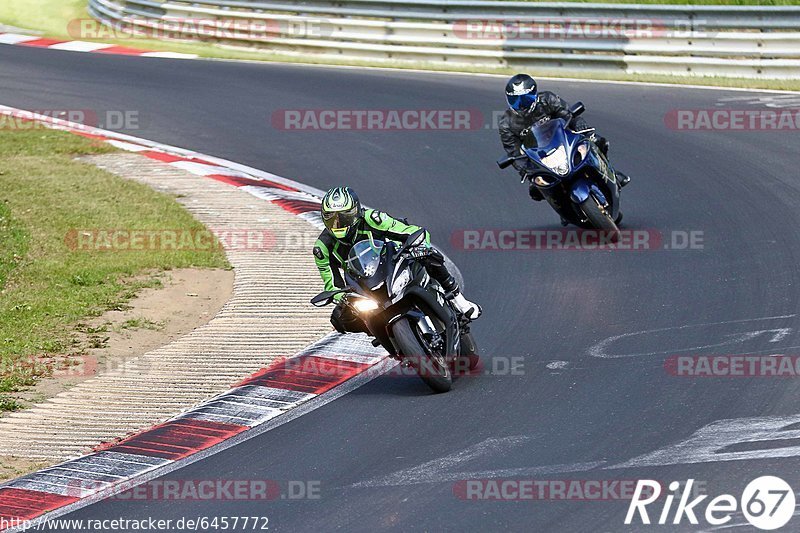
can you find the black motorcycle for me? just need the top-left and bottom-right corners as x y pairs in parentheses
(498, 102), (623, 237)
(311, 230), (479, 393)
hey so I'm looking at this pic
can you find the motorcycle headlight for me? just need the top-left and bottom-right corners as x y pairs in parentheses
(574, 142), (590, 165)
(352, 297), (379, 313)
(391, 267), (412, 296)
(534, 174), (556, 187)
(541, 146), (569, 176)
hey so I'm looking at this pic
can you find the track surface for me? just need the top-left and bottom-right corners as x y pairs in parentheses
(3, 46), (800, 531)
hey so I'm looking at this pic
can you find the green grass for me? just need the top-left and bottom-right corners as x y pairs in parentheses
(0, 0), (88, 37)
(1, 0), (800, 91)
(0, 396), (22, 412)
(0, 127), (228, 410)
(118, 317), (164, 331)
(0, 201), (27, 290)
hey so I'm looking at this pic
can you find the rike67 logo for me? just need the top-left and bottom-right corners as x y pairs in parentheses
(626, 477), (795, 530)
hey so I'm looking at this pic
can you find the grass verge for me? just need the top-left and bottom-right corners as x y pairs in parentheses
(1, 0), (800, 91)
(0, 126), (229, 411)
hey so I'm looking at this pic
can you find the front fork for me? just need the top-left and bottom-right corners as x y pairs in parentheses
(570, 176), (619, 221)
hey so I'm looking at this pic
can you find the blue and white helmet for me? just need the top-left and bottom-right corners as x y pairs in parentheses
(505, 74), (538, 116)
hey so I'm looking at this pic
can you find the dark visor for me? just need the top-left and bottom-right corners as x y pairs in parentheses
(507, 92), (537, 112)
(323, 207), (359, 232)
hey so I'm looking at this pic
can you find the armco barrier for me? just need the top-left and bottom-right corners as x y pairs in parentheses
(85, 0), (800, 78)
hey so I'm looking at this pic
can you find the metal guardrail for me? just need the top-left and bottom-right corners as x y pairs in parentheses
(87, 0), (800, 78)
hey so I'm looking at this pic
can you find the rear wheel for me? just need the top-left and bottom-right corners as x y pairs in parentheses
(393, 317), (452, 393)
(580, 195), (620, 242)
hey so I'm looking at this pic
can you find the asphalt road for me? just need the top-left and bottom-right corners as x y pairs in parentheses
(2, 46), (800, 532)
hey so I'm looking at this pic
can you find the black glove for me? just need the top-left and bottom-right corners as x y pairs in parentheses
(407, 244), (432, 259)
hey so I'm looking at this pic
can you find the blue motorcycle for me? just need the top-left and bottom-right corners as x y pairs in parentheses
(498, 103), (624, 237)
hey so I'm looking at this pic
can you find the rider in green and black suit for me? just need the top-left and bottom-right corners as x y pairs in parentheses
(313, 186), (481, 334)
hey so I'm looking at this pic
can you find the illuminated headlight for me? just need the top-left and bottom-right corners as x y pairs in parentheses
(391, 267), (412, 296)
(352, 298), (379, 313)
(574, 142), (590, 165)
(541, 146), (569, 176)
(577, 142), (590, 159)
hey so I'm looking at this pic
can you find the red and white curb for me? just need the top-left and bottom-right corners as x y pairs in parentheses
(0, 32), (197, 59)
(0, 106), (396, 530)
(0, 335), (393, 531)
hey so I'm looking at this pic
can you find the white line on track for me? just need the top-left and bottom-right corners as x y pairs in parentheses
(588, 314), (797, 358)
(353, 435), (606, 488)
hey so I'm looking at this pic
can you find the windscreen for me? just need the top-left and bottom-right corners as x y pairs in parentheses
(521, 118), (567, 152)
(345, 239), (384, 278)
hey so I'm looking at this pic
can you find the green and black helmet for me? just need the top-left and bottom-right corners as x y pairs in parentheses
(321, 186), (362, 240)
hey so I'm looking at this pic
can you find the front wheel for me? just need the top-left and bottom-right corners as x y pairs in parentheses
(456, 331), (480, 374)
(580, 195), (620, 242)
(392, 317), (452, 393)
